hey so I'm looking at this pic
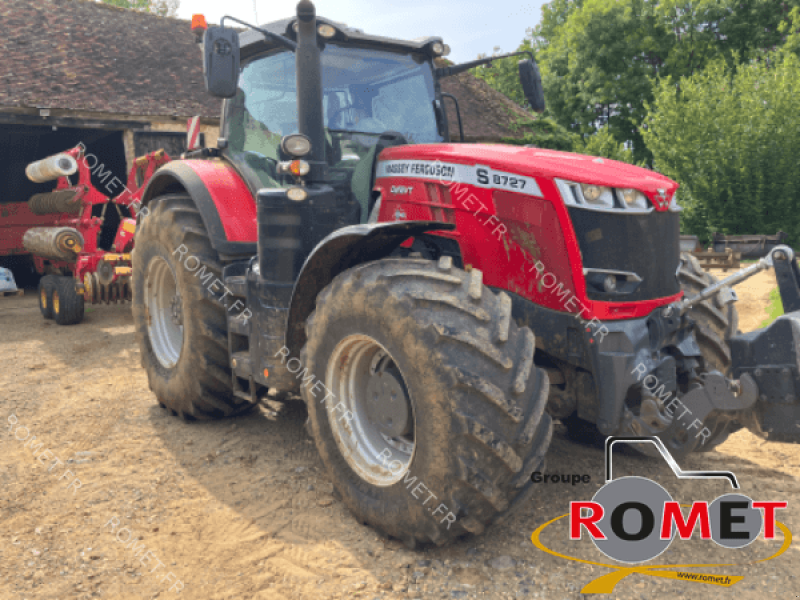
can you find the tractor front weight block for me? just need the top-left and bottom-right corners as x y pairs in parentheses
(730, 311), (800, 442)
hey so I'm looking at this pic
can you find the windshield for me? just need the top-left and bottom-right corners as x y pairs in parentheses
(225, 44), (442, 188)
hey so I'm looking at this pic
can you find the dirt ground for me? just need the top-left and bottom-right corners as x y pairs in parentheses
(1, 268), (798, 600)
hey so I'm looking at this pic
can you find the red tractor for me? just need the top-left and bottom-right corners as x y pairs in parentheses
(23, 146), (169, 324)
(132, 1), (800, 546)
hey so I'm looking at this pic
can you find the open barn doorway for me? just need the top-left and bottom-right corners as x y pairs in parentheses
(0, 124), (126, 287)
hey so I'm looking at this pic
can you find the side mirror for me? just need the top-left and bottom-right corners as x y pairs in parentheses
(519, 59), (545, 113)
(203, 26), (241, 98)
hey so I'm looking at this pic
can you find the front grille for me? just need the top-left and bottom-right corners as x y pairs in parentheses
(567, 207), (680, 302)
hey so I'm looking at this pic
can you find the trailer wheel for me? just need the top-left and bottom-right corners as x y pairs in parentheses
(52, 276), (84, 325)
(300, 258), (553, 547)
(132, 193), (251, 420)
(38, 275), (56, 320)
(618, 253), (739, 456)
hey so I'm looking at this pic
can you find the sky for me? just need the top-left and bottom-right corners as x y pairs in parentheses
(176, 0), (547, 63)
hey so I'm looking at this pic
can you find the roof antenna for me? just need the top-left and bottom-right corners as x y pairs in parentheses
(253, 0), (258, 23)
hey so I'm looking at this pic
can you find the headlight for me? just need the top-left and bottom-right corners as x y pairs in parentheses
(431, 42), (445, 55)
(287, 187), (308, 202)
(580, 184), (614, 208)
(619, 188), (649, 210)
(318, 24), (336, 38)
(281, 134), (312, 158)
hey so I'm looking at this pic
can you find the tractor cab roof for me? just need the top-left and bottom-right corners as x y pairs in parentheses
(239, 17), (443, 61)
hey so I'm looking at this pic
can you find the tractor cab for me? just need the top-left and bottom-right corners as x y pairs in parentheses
(224, 30), (444, 222)
(200, 10), (543, 227)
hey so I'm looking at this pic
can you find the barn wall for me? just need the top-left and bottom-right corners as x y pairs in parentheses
(123, 121), (220, 170)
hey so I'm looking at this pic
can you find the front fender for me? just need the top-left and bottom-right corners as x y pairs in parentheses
(141, 159), (257, 258)
(285, 220), (456, 355)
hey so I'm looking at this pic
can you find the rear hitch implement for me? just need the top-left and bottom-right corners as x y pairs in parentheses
(23, 146), (171, 324)
(668, 246), (800, 445)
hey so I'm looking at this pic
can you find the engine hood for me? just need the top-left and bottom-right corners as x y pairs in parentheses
(378, 143), (679, 206)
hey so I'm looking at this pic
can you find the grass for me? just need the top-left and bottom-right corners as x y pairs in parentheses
(760, 287), (783, 328)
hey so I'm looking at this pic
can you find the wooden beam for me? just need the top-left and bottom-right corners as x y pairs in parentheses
(0, 112), (150, 130)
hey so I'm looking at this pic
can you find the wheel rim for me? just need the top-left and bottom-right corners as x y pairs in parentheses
(41, 287), (47, 310)
(326, 334), (415, 486)
(52, 289), (59, 314)
(145, 256), (184, 368)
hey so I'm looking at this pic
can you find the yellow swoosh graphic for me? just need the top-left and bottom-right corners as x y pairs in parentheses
(531, 513), (792, 594)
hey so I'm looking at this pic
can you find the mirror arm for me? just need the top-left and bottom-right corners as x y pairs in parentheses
(441, 93), (464, 142)
(221, 15), (298, 52)
(435, 50), (534, 78)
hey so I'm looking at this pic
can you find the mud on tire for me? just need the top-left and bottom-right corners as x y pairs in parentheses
(132, 193), (250, 420)
(300, 257), (553, 547)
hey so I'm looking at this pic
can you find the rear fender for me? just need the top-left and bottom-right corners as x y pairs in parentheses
(285, 220), (456, 356)
(140, 160), (257, 258)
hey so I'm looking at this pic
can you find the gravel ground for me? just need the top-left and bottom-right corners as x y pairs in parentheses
(1, 268), (798, 599)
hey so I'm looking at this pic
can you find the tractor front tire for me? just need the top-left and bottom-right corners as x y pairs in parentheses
(617, 253), (740, 455)
(676, 252), (740, 451)
(132, 193), (249, 420)
(300, 258), (553, 547)
(38, 275), (56, 320)
(52, 275), (84, 325)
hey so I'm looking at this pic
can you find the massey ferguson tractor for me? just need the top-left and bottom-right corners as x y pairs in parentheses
(131, 0), (800, 547)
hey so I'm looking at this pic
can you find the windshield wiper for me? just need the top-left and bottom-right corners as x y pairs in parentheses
(327, 129), (384, 136)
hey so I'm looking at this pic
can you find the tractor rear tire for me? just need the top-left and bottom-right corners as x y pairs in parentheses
(52, 275), (84, 325)
(300, 258), (553, 547)
(132, 193), (250, 420)
(38, 275), (56, 320)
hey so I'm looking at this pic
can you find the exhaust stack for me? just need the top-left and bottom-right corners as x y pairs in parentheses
(295, 0), (326, 165)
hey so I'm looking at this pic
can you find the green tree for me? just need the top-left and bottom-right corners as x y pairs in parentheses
(535, 0), (672, 163)
(471, 38), (536, 108)
(99, 0), (179, 17)
(643, 53), (800, 244)
(780, 6), (800, 55)
(474, 0), (800, 164)
(502, 112), (578, 151)
(574, 127), (636, 164)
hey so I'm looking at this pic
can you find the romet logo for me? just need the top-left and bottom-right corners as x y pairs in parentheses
(531, 436), (792, 594)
